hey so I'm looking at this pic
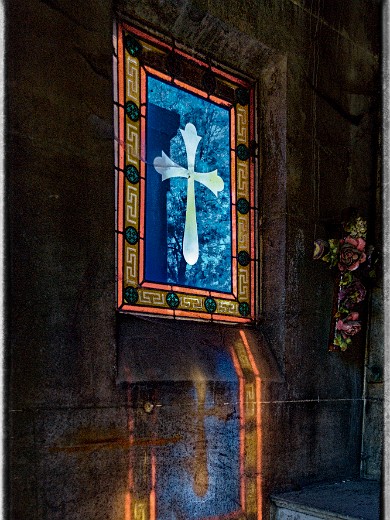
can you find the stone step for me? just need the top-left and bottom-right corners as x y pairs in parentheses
(270, 479), (380, 520)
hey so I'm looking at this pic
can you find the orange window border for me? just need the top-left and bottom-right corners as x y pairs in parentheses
(114, 22), (258, 324)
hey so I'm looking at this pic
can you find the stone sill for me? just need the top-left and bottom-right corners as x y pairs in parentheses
(270, 479), (380, 520)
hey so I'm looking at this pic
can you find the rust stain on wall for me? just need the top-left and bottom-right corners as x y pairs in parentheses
(49, 427), (182, 454)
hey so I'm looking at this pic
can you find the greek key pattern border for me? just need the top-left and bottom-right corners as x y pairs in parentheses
(117, 25), (256, 323)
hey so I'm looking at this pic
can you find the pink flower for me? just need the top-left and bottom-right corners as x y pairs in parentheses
(338, 236), (366, 271)
(336, 313), (361, 337)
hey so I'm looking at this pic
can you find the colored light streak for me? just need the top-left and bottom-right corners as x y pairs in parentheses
(126, 388), (134, 520)
(150, 449), (156, 520)
(239, 329), (262, 520)
(122, 331), (262, 519)
(230, 346), (246, 512)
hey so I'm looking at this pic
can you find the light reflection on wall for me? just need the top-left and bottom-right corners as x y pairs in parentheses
(239, 330), (262, 518)
(155, 363), (240, 519)
(124, 331), (262, 520)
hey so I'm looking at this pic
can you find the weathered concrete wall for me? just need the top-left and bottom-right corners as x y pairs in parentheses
(361, 143), (383, 480)
(7, 0), (381, 519)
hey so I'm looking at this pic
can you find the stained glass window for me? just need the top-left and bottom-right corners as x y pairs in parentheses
(114, 22), (258, 323)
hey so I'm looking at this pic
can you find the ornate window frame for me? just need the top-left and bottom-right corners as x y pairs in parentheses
(114, 22), (259, 324)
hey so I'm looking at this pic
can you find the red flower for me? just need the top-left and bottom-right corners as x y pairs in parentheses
(336, 312), (361, 337)
(338, 236), (366, 271)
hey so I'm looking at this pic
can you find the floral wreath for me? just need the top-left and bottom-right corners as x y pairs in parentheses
(314, 216), (376, 351)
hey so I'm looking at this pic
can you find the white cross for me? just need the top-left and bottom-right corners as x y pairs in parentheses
(153, 123), (224, 265)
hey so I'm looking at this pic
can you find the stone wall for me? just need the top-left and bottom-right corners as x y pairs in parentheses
(7, 0), (382, 519)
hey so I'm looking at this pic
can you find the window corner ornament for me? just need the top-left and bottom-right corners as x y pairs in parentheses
(313, 214), (377, 352)
(114, 22), (258, 323)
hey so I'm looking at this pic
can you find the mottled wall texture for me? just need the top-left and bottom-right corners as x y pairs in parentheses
(7, 1), (382, 519)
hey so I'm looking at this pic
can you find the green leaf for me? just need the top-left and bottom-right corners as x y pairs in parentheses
(340, 272), (353, 286)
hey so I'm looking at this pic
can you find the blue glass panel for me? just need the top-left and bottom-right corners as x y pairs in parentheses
(145, 75), (232, 293)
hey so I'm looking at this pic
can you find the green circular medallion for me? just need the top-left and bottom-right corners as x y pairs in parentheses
(166, 291), (180, 309)
(165, 53), (182, 77)
(237, 144), (250, 161)
(125, 165), (140, 184)
(238, 301), (250, 317)
(124, 286), (138, 304)
(125, 101), (140, 122)
(204, 297), (217, 313)
(202, 70), (216, 94)
(236, 88), (249, 106)
(238, 251), (250, 266)
(125, 226), (139, 245)
(124, 35), (142, 57)
(237, 198), (250, 214)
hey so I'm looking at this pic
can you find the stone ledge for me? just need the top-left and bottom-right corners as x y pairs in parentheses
(270, 479), (380, 520)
